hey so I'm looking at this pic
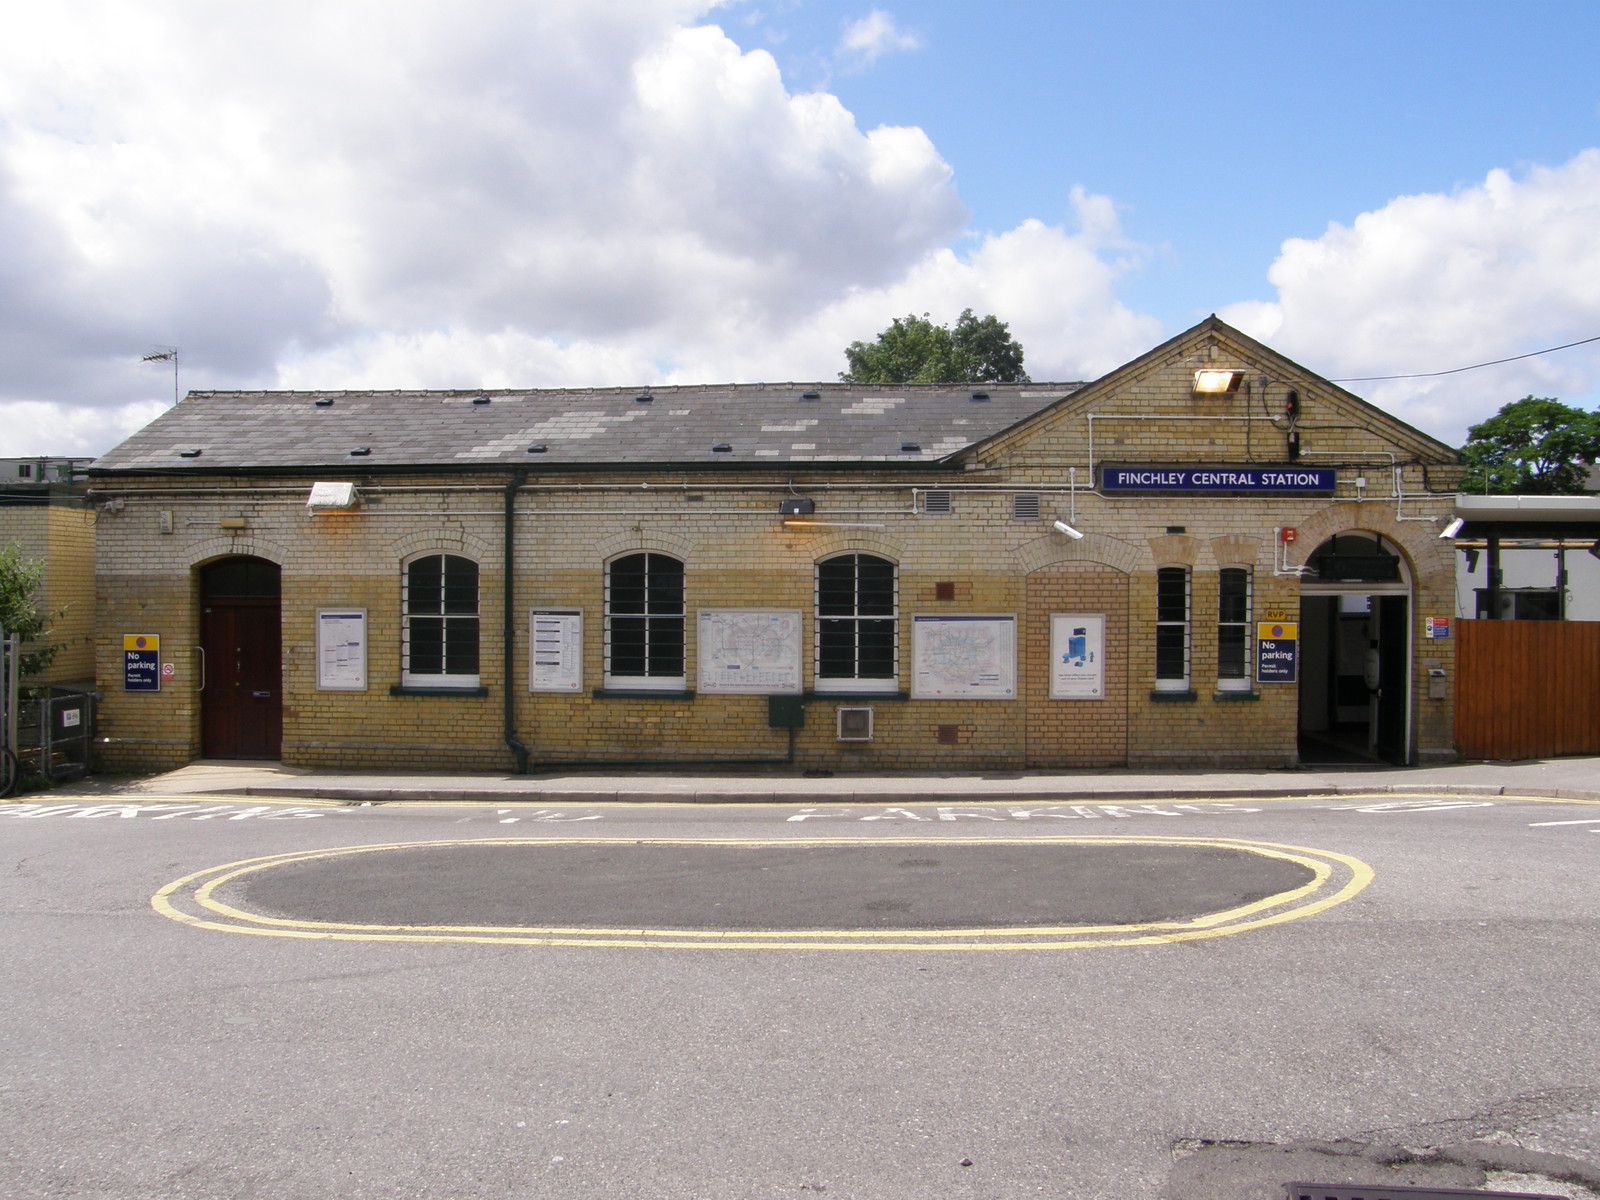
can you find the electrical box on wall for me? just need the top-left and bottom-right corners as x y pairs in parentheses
(779, 497), (815, 516)
(1280, 527), (1297, 543)
(837, 707), (873, 741)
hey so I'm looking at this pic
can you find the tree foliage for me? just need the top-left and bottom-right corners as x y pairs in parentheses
(0, 543), (62, 679)
(840, 309), (1028, 385)
(1458, 395), (1600, 495)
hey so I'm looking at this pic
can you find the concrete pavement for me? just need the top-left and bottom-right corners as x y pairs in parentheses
(34, 753), (1600, 805)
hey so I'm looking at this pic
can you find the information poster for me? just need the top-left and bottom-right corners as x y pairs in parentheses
(1257, 621), (1299, 683)
(316, 609), (367, 691)
(1049, 614), (1105, 699)
(530, 609), (584, 692)
(911, 615), (1016, 699)
(696, 610), (802, 694)
(123, 634), (160, 692)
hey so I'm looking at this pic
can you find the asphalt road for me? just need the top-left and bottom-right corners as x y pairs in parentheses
(3, 792), (1598, 1200)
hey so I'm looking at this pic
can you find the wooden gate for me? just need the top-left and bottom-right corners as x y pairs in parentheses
(1455, 619), (1600, 759)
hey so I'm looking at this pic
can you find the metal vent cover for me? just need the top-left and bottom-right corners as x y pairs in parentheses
(836, 707), (873, 741)
(1012, 493), (1041, 521)
(923, 490), (952, 514)
(1285, 1184), (1566, 1200)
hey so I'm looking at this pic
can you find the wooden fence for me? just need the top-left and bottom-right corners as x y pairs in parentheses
(1455, 619), (1600, 760)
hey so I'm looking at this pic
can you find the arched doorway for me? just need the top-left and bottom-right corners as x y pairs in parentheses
(198, 557), (282, 759)
(1298, 532), (1411, 765)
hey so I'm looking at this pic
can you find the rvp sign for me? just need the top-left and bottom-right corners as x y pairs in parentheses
(1256, 622), (1298, 683)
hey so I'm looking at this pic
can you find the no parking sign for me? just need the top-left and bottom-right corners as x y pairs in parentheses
(1256, 622), (1298, 683)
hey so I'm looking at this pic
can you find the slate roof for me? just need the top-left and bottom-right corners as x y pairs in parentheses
(89, 383), (1083, 475)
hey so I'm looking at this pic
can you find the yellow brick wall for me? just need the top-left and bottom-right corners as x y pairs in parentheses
(91, 325), (1463, 773)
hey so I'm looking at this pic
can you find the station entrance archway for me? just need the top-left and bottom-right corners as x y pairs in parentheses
(1297, 533), (1411, 766)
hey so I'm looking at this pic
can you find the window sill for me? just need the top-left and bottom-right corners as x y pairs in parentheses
(1149, 689), (1197, 702)
(806, 689), (908, 701)
(389, 685), (490, 698)
(592, 688), (696, 700)
(1213, 690), (1261, 702)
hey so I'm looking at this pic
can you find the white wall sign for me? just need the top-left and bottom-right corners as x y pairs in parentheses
(530, 609), (583, 692)
(696, 610), (802, 694)
(1049, 614), (1105, 699)
(316, 609), (367, 691)
(911, 615), (1016, 699)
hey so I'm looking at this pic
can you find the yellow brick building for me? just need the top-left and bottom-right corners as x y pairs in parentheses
(88, 318), (1462, 773)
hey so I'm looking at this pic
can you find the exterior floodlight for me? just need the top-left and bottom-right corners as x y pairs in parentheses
(1192, 369), (1244, 395)
(307, 481), (360, 511)
(1439, 517), (1465, 539)
(1052, 520), (1084, 540)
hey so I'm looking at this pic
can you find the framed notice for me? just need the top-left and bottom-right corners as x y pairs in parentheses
(123, 634), (160, 692)
(1256, 621), (1299, 683)
(1049, 614), (1105, 699)
(316, 609), (367, 691)
(696, 610), (802, 694)
(911, 615), (1016, 699)
(530, 609), (583, 692)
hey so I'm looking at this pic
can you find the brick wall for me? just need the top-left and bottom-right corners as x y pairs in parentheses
(91, 326), (1463, 773)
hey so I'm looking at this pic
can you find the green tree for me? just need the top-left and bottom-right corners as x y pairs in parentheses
(840, 308), (1028, 384)
(1459, 396), (1600, 495)
(0, 543), (63, 679)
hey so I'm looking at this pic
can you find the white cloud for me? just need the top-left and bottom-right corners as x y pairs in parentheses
(277, 186), (1160, 392)
(1221, 150), (1600, 445)
(837, 10), (921, 66)
(0, 0), (1158, 458)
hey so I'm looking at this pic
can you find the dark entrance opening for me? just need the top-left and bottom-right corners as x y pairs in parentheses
(1298, 535), (1410, 767)
(199, 557), (282, 759)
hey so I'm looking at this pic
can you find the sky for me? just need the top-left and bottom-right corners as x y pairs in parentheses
(2, 0), (1599, 457)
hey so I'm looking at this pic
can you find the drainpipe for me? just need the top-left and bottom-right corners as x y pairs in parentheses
(503, 469), (531, 773)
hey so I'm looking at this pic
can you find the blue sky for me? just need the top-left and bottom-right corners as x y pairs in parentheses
(1, 0), (1598, 455)
(750, 0), (1600, 331)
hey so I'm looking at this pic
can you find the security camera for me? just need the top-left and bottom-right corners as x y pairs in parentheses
(1439, 517), (1465, 539)
(1052, 520), (1084, 539)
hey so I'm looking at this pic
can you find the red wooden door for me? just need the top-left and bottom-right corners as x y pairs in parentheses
(199, 559), (282, 759)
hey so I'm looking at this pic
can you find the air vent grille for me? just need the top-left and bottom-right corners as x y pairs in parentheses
(1012, 493), (1041, 521)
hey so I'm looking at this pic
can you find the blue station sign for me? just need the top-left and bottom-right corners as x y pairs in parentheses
(1100, 465), (1336, 495)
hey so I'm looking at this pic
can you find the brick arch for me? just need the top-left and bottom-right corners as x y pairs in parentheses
(1147, 533), (1200, 569)
(1285, 504), (1442, 585)
(1017, 534), (1139, 576)
(1209, 534), (1265, 571)
(797, 530), (907, 565)
(592, 528), (696, 563)
(182, 536), (292, 570)
(389, 527), (496, 564)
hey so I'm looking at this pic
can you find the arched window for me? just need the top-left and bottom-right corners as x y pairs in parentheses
(605, 553), (685, 689)
(815, 553), (897, 691)
(402, 554), (480, 687)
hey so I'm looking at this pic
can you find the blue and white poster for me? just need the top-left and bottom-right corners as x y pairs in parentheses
(1049, 614), (1105, 699)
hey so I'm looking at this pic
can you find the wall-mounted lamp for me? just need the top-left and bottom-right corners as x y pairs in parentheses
(1439, 517), (1465, 539)
(1052, 519), (1084, 540)
(778, 497), (815, 516)
(1192, 370), (1244, 395)
(307, 481), (360, 512)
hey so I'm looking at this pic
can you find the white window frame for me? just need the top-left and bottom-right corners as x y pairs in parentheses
(1216, 567), (1252, 691)
(603, 552), (686, 690)
(1154, 566), (1191, 692)
(814, 553), (899, 694)
(401, 552), (481, 689)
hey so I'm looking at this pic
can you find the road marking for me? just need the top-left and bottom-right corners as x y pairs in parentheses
(152, 834), (1373, 951)
(1527, 818), (1600, 826)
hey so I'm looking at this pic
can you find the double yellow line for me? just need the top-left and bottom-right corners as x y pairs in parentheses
(153, 834), (1373, 951)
